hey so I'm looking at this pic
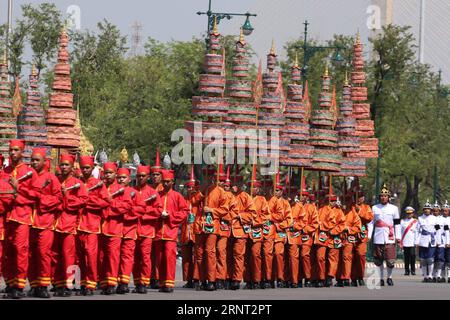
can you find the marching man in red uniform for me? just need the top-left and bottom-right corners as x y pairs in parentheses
(133, 165), (162, 293)
(150, 149), (163, 289)
(28, 147), (62, 298)
(117, 168), (142, 294)
(3, 139), (37, 299)
(77, 155), (110, 296)
(52, 154), (88, 297)
(154, 169), (189, 292)
(99, 162), (133, 295)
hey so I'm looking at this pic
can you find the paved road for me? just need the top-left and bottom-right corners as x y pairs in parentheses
(4, 268), (450, 300)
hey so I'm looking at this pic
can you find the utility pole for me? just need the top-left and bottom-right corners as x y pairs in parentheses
(418, 0), (425, 63)
(130, 21), (143, 57)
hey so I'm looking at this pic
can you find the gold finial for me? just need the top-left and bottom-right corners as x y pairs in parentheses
(344, 71), (349, 86)
(238, 27), (245, 44)
(31, 64), (37, 76)
(293, 52), (299, 68)
(355, 29), (361, 44)
(212, 16), (219, 35)
(324, 64), (329, 77)
(269, 39), (276, 56)
(120, 147), (129, 163)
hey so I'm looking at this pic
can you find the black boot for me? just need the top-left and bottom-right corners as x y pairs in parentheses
(54, 287), (65, 297)
(259, 281), (266, 289)
(77, 286), (86, 296)
(150, 279), (159, 289)
(358, 279), (365, 286)
(316, 280), (324, 288)
(216, 280), (224, 290)
(404, 270), (410, 276)
(297, 281), (303, 288)
(244, 282), (254, 290)
(343, 280), (350, 287)
(36, 287), (51, 299)
(380, 279), (385, 286)
(270, 280), (275, 289)
(304, 279), (312, 288)
(201, 281), (208, 290)
(205, 282), (216, 291)
(183, 280), (194, 288)
(351, 280), (358, 287)
(325, 277), (333, 287)
(387, 278), (394, 286)
(159, 286), (174, 293)
(101, 285), (115, 295)
(230, 281), (240, 290)
(334, 280), (344, 287)
(116, 283), (128, 294)
(27, 287), (37, 297)
(290, 283), (298, 288)
(63, 287), (72, 297)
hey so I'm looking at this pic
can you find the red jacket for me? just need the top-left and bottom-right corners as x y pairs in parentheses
(78, 176), (110, 234)
(101, 181), (133, 237)
(31, 170), (63, 230)
(122, 187), (143, 240)
(135, 185), (162, 238)
(0, 179), (14, 240)
(54, 175), (88, 234)
(154, 188), (189, 241)
(4, 163), (38, 225)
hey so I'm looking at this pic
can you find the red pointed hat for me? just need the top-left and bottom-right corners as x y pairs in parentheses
(103, 162), (118, 172)
(9, 139), (25, 150)
(59, 154), (75, 165)
(117, 168), (130, 176)
(31, 147), (47, 158)
(150, 149), (162, 173)
(218, 163), (227, 182)
(223, 165), (231, 186)
(137, 165), (150, 175)
(326, 185), (337, 201)
(185, 165), (198, 187)
(275, 171), (283, 190)
(161, 169), (175, 181)
(80, 155), (95, 167)
(250, 164), (262, 188)
(301, 176), (309, 196)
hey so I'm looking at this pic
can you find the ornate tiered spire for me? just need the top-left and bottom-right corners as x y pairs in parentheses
(46, 28), (80, 150)
(280, 52), (313, 168)
(351, 31), (378, 159)
(17, 64), (48, 161)
(0, 52), (17, 155)
(309, 67), (342, 172)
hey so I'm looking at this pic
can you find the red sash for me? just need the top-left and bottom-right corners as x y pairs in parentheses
(400, 219), (417, 246)
(375, 220), (394, 240)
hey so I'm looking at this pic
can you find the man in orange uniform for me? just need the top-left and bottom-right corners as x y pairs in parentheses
(77, 155), (110, 296)
(336, 193), (362, 287)
(117, 168), (142, 294)
(3, 139), (37, 299)
(286, 194), (303, 288)
(269, 174), (292, 288)
(314, 193), (346, 287)
(150, 149), (163, 289)
(154, 169), (189, 292)
(351, 191), (373, 286)
(28, 148), (62, 298)
(246, 171), (269, 289)
(200, 166), (229, 291)
(99, 162), (133, 295)
(229, 175), (256, 290)
(132, 165), (162, 294)
(52, 154), (88, 297)
(297, 188), (318, 288)
(217, 167), (236, 290)
(181, 166), (203, 289)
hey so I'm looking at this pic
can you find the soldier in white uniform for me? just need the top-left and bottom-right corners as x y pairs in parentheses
(368, 184), (401, 286)
(432, 201), (446, 282)
(415, 200), (437, 282)
(441, 201), (450, 283)
(400, 207), (418, 275)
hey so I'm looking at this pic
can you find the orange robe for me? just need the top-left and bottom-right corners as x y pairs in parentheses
(352, 203), (374, 281)
(340, 208), (362, 280)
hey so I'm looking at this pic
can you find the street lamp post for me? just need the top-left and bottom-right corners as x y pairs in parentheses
(298, 20), (344, 85)
(197, 0), (257, 47)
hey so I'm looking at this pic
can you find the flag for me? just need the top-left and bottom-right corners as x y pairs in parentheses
(252, 59), (263, 105)
(303, 80), (311, 122)
(275, 72), (286, 112)
(12, 77), (22, 117)
(221, 47), (226, 98)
